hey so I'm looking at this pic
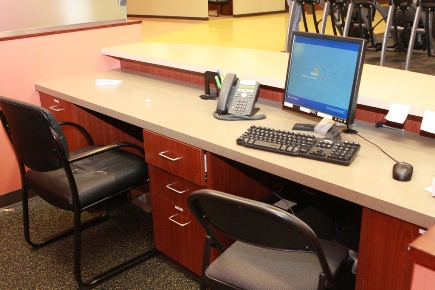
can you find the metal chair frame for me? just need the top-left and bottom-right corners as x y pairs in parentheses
(0, 96), (158, 289)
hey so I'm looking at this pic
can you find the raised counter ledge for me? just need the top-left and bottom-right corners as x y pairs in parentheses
(102, 42), (435, 117)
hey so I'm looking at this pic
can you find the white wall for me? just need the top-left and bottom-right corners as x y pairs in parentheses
(127, 0), (208, 19)
(126, 0), (285, 18)
(233, 0), (285, 16)
(0, 0), (126, 34)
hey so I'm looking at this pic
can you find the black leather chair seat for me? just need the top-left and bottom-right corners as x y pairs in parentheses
(25, 147), (148, 211)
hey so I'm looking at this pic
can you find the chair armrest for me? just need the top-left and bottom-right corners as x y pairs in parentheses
(59, 121), (94, 146)
(69, 142), (144, 163)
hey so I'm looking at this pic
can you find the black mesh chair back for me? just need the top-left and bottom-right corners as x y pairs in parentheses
(0, 96), (158, 288)
(188, 189), (348, 290)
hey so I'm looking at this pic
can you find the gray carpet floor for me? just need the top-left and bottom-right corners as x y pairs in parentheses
(0, 196), (200, 289)
(363, 33), (435, 75)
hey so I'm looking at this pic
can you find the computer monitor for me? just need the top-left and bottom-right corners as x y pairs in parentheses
(283, 31), (367, 133)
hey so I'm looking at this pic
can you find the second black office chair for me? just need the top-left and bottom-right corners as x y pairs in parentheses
(0, 96), (158, 289)
(188, 189), (349, 290)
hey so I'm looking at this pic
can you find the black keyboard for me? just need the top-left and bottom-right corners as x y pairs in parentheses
(236, 125), (360, 166)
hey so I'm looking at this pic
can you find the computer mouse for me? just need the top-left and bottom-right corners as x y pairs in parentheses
(392, 162), (413, 181)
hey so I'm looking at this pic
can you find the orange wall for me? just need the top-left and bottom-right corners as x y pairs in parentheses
(0, 23), (142, 195)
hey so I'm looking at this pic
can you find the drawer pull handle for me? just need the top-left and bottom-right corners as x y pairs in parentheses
(159, 151), (182, 161)
(166, 183), (189, 194)
(49, 105), (66, 112)
(168, 214), (191, 227)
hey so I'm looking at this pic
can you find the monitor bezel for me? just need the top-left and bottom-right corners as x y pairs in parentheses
(282, 31), (367, 126)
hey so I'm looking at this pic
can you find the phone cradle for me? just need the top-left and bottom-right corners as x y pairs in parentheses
(200, 71), (219, 100)
(213, 108), (265, 121)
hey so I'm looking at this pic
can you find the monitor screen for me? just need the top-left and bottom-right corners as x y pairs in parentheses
(283, 31), (366, 127)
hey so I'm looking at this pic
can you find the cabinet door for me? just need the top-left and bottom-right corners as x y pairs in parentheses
(356, 207), (422, 290)
(39, 92), (80, 151)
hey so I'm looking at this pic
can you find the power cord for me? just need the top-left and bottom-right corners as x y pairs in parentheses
(272, 183), (295, 215)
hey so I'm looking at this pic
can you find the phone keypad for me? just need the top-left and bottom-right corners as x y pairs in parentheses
(234, 99), (251, 113)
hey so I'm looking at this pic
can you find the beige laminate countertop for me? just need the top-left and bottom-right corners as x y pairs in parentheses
(36, 68), (435, 229)
(102, 42), (435, 117)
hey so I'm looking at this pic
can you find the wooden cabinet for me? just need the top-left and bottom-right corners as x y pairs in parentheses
(356, 208), (423, 290)
(40, 92), (81, 151)
(149, 166), (206, 274)
(40, 93), (144, 152)
(143, 129), (206, 275)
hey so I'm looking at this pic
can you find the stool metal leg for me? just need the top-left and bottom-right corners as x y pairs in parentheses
(286, 0), (300, 52)
(343, 0), (354, 36)
(405, 5), (422, 70)
(321, 1), (331, 33)
(380, 3), (395, 66)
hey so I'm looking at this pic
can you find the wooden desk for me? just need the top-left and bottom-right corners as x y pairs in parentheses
(101, 42), (435, 134)
(36, 68), (435, 289)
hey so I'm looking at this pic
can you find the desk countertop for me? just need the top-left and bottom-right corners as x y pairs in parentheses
(35, 68), (435, 229)
(102, 42), (435, 117)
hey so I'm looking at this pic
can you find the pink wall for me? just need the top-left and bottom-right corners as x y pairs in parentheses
(411, 264), (435, 290)
(0, 23), (142, 195)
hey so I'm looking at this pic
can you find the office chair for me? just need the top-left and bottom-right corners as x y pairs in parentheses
(187, 189), (349, 290)
(208, 0), (231, 17)
(0, 96), (158, 289)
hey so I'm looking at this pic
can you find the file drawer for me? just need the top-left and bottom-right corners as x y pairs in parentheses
(149, 166), (204, 209)
(143, 129), (206, 186)
(152, 193), (204, 275)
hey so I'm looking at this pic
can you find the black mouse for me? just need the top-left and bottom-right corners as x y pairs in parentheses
(393, 162), (413, 181)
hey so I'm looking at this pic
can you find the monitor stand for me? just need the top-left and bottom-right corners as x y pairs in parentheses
(292, 118), (341, 141)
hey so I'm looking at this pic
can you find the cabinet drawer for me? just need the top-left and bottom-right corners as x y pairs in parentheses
(39, 92), (80, 151)
(152, 193), (204, 276)
(149, 166), (204, 209)
(143, 129), (206, 186)
(40, 93), (75, 120)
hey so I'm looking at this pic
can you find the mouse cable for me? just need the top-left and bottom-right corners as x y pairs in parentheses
(340, 130), (398, 163)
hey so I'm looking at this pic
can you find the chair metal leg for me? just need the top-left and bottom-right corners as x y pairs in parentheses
(73, 204), (159, 289)
(23, 187), (109, 248)
(23, 186), (159, 289)
(200, 236), (213, 290)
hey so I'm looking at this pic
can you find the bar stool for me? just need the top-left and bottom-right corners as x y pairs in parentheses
(405, 0), (435, 69)
(380, 0), (435, 70)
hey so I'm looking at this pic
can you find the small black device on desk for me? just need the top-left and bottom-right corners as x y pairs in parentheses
(236, 125), (360, 166)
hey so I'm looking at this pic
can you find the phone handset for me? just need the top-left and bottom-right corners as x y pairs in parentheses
(213, 73), (265, 121)
(216, 73), (238, 114)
